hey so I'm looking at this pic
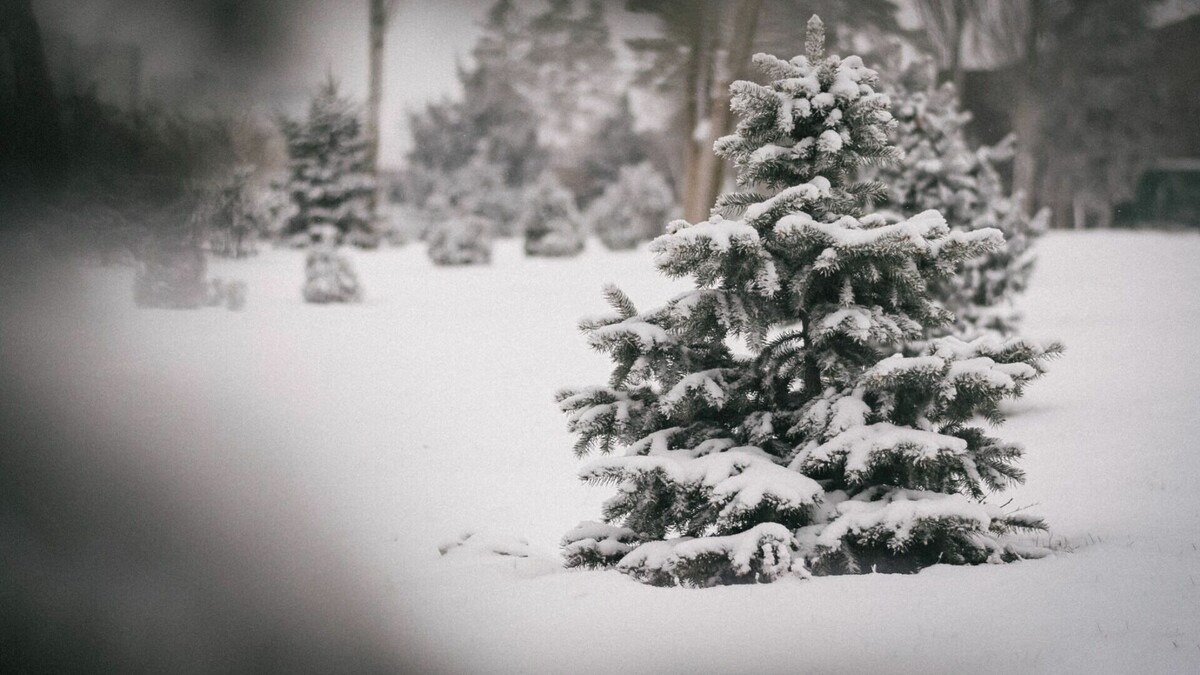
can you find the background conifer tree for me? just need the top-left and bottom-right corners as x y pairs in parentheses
(585, 162), (675, 251)
(871, 61), (1049, 337)
(406, 0), (547, 199)
(279, 78), (378, 248)
(559, 16), (1060, 587)
(574, 95), (650, 208)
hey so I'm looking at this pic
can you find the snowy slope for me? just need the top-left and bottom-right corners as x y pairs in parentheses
(8, 231), (1200, 673)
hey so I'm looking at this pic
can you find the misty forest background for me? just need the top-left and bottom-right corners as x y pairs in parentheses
(2, 0), (1199, 264)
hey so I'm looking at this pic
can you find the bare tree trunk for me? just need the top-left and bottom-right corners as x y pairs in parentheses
(688, 0), (763, 221)
(366, 0), (389, 222)
(949, 0), (966, 93)
(1011, 0), (1042, 223)
(679, 8), (713, 223)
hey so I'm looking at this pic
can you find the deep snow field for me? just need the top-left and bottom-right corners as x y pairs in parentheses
(4, 230), (1200, 673)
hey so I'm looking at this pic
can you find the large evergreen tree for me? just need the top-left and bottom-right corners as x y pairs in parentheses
(574, 94), (650, 207)
(279, 78), (378, 247)
(407, 0), (546, 192)
(526, 0), (619, 148)
(872, 61), (1048, 337)
(559, 17), (1059, 587)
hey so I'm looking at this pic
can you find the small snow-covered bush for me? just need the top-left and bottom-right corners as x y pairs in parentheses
(561, 521), (641, 570)
(427, 215), (493, 266)
(206, 278), (248, 311)
(521, 174), (584, 257)
(586, 162), (676, 250)
(302, 244), (361, 304)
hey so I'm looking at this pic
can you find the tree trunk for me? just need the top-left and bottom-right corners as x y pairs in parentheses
(688, 0), (763, 222)
(679, 7), (713, 223)
(366, 0), (388, 222)
(949, 0), (966, 94)
(1011, 0), (1042, 223)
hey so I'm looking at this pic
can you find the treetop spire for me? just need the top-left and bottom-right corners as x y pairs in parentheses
(806, 14), (826, 62)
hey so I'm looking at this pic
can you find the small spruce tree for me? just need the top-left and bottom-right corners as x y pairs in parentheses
(427, 215), (493, 266)
(585, 162), (676, 251)
(575, 95), (649, 207)
(558, 16), (1060, 587)
(872, 61), (1048, 337)
(522, 173), (584, 257)
(279, 78), (378, 248)
(302, 226), (362, 304)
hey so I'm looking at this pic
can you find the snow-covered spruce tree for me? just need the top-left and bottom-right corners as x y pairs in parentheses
(279, 78), (379, 248)
(302, 226), (362, 304)
(872, 62), (1048, 337)
(585, 162), (676, 251)
(522, 173), (584, 257)
(427, 215), (493, 266)
(558, 16), (1060, 587)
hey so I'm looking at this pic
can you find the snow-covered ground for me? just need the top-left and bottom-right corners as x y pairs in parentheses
(5, 231), (1200, 673)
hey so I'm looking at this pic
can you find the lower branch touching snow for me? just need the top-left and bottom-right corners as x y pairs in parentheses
(617, 523), (809, 587)
(561, 522), (642, 570)
(799, 489), (1050, 574)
